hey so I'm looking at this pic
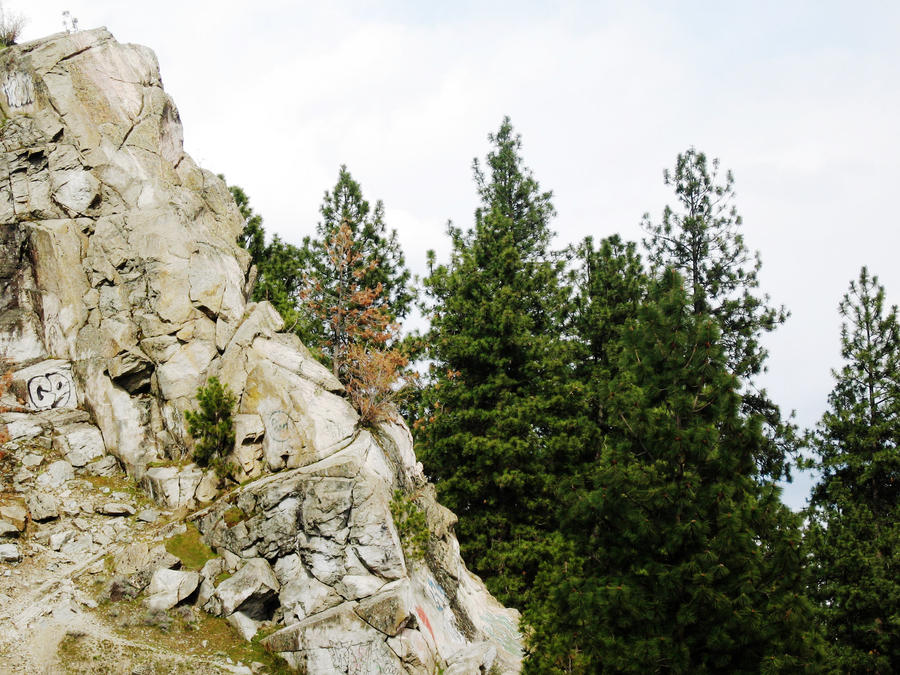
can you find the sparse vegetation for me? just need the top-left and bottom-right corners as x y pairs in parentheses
(223, 505), (246, 527)
(61, 10), (79, 34)
(389, 489), (429, 562)
(344, 343), (416, 427)
(0, 3), (25, 47)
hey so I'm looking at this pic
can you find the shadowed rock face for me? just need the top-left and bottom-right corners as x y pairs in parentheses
(0, 28), (522, 673)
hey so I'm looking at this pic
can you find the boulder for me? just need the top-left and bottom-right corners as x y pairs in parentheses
(279, 577), (343, 624)
(11, 360), (78, 411)
(96, 502), (135, 516)
(387, 629), (436, 673)
(204, 557), (280, 619)
(83, 455), (119, 476)
(52, 422), (105, 467)
(26, 492), (59, 521)
(141, 464), (203, 509)
(226, 611), (259, 641)
(445, 643), (499, 675)
(50, 530), (76, 551)
(354, 583), (412, 637)
(137, 508), (160, 523)
(21, 453), (44, 468)
(36, 460), (74, 488)
(0, 503), (26, 530)
(0, 543), (20, 562)
(144, 568), (201, 611)
(60, 533), (94, 558)
(262, 603), (404, 673)
(5, 418), (43, 443)
(114, 542), (181, 591)
(194, 470), (220, 504)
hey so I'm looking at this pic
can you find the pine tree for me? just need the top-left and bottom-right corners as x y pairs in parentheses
(560, 235), (649, 517)
(416, 117), (570, 604)
(524, 271), (822, 673)
(229, 183), (313, 335)
(300, 166), (412, 363)
(571, 235), (647, 379)
(185, 376), (236, 473)
(805, 267), (900, 673)
(230, 184), (266, 265)
(641, 149), (793, 479)
(303, 221), (392, 378)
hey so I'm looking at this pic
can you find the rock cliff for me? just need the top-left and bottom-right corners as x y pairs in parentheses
(0, 28), (521, 673)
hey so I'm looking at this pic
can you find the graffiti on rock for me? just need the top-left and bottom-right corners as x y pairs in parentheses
(479, 610), (523, 658)
(268, 410), (290, 441)
(416, 605), (437, 643)
(425, 577), (448, 612)
(27, 370), (75, 410)
(1, 71), (34, 109)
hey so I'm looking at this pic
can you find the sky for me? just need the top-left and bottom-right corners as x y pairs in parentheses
(10, 1), (900, 509)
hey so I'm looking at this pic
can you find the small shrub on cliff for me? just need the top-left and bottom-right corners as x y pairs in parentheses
(184, 377), (236, 476)
(344, 344), (416, 427)
(389, 489), (429, 562)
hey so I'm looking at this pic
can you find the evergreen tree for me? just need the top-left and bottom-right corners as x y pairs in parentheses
(185, 377), (236, 473)
(561, 235), (649, 516)
(301, 166), (412, 363)
(571, 234), (647, 379)
(230, 184), (266, 264)
(229, 183), (313, 335)
(416, 117), (570, 604)
(524, 271), (822, 673)
(805, 267), (900, 673)
(641, 149), (793, 479)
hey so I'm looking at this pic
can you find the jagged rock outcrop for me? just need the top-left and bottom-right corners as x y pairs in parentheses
(0, 28), (522, 673)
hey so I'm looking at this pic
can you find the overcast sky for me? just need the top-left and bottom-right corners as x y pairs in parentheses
(11, 1), (900, 509)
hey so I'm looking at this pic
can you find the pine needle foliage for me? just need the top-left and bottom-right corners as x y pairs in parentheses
(301, 221), (414, 425)
(805, 267), (900, 673)
(417, 117), (571, 605)
(389, 489), (429, 562)
(523, 271), (822, 674)
(641, 149), (794, 480)
(344, 344), (414, 427)
(301, 166), (413, 361)
(184, 377), (236, 471)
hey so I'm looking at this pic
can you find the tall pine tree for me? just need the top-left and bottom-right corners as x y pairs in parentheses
(571, 234), (647, 381)
(805, 267), (900, 673)
(524, 271), (822, 673)
(301, 166), (412, 362)
(642, 149), (794, 480)
(417, 118), (570, 604)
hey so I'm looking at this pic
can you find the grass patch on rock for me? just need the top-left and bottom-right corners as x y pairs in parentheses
(223, 506), (246, 527)
(164, 522), (215, 570)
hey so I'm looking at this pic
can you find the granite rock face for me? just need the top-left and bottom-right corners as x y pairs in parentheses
(0, 28), (522, 673)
